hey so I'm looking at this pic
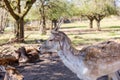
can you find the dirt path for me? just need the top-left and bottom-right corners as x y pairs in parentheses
(16, 53), (79, 80)
(16, 53), (109, 80)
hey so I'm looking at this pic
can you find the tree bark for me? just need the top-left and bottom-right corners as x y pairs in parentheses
(15, 18), (24, 42)
(94, 14), (105, 31)
(40, 16), (46, 35)
(0, 8), (8, 33)
(96, 20), (101, 31)
(0, 14), (3, 33)
(50, 20), (53, 30)
(52, 19), (57, 28)
(39, 0), (47, 35)
(43, 15), (46, 34)
(87, 16), (94, 29)
(89, 19), (93, 29)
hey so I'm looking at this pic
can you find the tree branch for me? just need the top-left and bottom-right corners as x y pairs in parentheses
(22, 0), (36, 18)
(94, 14), (105, 21)
(87, 15), (94, 20)
(17, 0), (21, 13)
(3, 0), (19, 20)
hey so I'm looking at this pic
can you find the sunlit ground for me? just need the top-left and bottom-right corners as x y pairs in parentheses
(0, 16), (120, 48)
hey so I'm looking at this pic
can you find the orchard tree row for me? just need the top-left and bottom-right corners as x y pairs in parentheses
(0, 0), (119, 42)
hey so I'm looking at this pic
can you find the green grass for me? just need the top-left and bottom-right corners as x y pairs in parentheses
(108, 26), (120, 29)
(0, 16), (120, 47)
(61, 26), (86, 29)
(0, 39), (9, 45)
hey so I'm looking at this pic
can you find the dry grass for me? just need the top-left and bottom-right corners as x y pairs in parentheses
(61, 16), (120, 47)
(0, 16), (120, 47)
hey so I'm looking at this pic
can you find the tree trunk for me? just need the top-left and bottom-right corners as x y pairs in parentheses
(0, 8), (8, 33)
(89, 19), (93, 29)
(15, 18), (24, 42)
(50, 20), (53, 30)
(52, 19), (57, 28)
(87, 16), (94, 29)
(0, 15), (3, 33)
(94, 14), (105, 31)
(96, 20), (101, 31)
(40, 2), (46, 35)
(42, 16), (45, 27)
(40, 16), (46, 35)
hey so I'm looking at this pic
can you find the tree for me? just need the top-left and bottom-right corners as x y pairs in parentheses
(79, 0), (118, 30)
(38, 0), (78, 34)
(38, 0), (48, 34)
(0, 8), (8, 33)
(93, 0), (117, 30)
(79, 0), (96, 29)
(47, 0), (79, 29)
(3, 0), (36, 42)
(0, 0), (8, 33)
(47, 0), (69, 29)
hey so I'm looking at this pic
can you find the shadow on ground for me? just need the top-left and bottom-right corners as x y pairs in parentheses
(16, 54), (79, 80)
(16, 53), (109, 80)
